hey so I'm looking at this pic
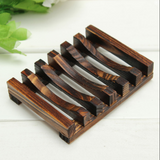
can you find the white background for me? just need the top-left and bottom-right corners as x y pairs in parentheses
(0, 0), (159, 160)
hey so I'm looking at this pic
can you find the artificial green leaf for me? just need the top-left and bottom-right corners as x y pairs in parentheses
(0, 20), (30, 55)
(0, 0), (47, 14)
(33, 0), (45, 3)
(0, 46), (24, 54)
(7, 21), (21, 36)
(13, 0), (48, 13)
(0, 0), (56, 55)
(0, 25), (10, 39)
(0, 12), (11, 25)
(6, 21), (17, 34)
(9, 49), (25, 55)
(7, 21), (18, 30)
(11, 28), (31, 40)
(0, 0), (23, 5)
(0, 37), (25, 55)
(0, 5), (26, 15)
(0, 37), (17, 49)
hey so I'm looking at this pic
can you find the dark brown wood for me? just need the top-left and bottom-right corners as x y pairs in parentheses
(48, 51), (117, 106)
(85, 25), (153, 77)
(7, 25), (154, 144)
(21, 69), (91, 126)
(61, 41), (129, 96)
(7, 78), (75, 138)
(74, 33), (142, 86)
(59, 73), (153, 143)
(35, 59), (108, 116)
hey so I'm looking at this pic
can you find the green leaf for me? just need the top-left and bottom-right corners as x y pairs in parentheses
(0, 12), (11, 25)
(0, 0), (47, 14)
(0, 0), (51, 55)
(7, 21), (19, 31)
(11, 28), (31, 40)
(9, 49), (25, 55)
(6, 21), (19, 36)
(0, 0), (23, 5)
(0, 20), (30, 55)
(0, 37), (25, 55)
(13, 0), (49, 12)
(0, 24), (10, 39)
(0, 6), (26, 15)
(33, 0), (45, 3)
(0, 37), (17, 49)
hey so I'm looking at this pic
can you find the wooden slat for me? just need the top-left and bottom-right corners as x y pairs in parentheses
(21, 69), (91, 126)
(61, 41), (129, 96)
(48, 51), (117, 106)
(35, 59), (107, 116)
(74, 33), (142, 86)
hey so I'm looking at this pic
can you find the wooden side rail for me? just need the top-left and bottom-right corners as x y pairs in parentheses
(85, 25), (153, 77)
(7, 78), (75, 138)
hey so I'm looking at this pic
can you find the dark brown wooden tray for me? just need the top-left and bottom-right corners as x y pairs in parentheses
(7, 25), (153, 144)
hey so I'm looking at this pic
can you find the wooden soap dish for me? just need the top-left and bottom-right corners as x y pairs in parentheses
(7, 25), (153, 144)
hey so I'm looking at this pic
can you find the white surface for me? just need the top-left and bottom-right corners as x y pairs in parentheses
(6, 0), (160, 53)
(0, 0), (159, 160)
(0, 119), (158, 160)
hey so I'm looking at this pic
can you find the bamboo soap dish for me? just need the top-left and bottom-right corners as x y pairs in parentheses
(7, 25), (153, 144)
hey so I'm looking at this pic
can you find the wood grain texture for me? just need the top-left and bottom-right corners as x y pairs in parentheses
(48, 51), (117, 106)
(6, 24), (154, 144)
(7, 70), (153, 144)
(61, 41), (129, 96)
(7, 78), (75, 138)
(59, 73), (153, 143)
(85, 25), (154, 77)
(35, 59), (107, 116)
(21, 69), (91, 126)
(74, 33), (142, 86)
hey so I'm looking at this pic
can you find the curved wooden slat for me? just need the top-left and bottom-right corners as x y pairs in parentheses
(21, 69), (91, 126)
(48, 51), (117, 106)
(61, 41), (129, 96)
(74, 33), (142, 86)
(35, 59), (107, 116)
